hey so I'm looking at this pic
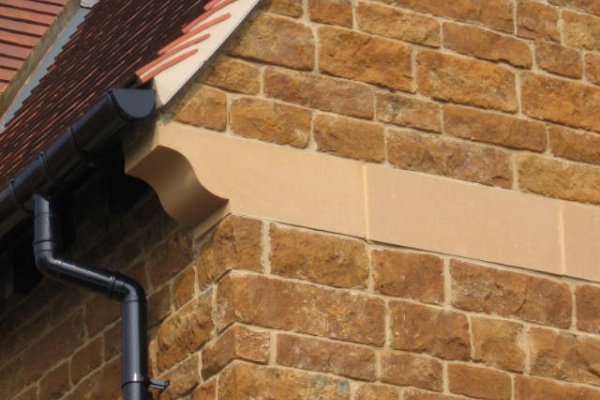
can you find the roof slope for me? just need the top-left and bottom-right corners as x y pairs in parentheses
(0, 0), (69, 94)
(0, 0), (208, 188)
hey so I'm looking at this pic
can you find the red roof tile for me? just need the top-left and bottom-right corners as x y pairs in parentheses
(0, 29), (40, 47)
(0, 0), (63, 15)
(0, 0), (208, 188)
(0, 0), (68, 95)
(0, 67), (16, 81)
(0, 42), (30, 59)
(0, 6), (54, 26)
(0, 18), (47, 36)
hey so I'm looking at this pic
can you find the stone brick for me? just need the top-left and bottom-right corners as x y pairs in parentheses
(146, 230), (195, 289)
(355, 383), (400, 400)
(40, 362), (69, 400)
(49, 285), (89, 326)
(216, 271), (385, 345)
(387, 129), (513, 188)
(174, 267), (195, 309)
(563, 10), (600, 51)
(21, 310), (85, 385)
(518, 153), (600, 205)
(404, 388), (465, 400)
(259, 0), (303, 17)
(197, 215), (262, 288)
(451, 260), (572, 327)
(550, 0), (600, 16)
(520, 274), (572, 328)
(149, 335), (158, 377)
(0, 358), (24, 400)
(264, 67), (374, 119)
(191, 380), (216, 400)
(390, 301), (470, 361)
(515, 375), (600, 400)
(448, 363), (512, 400)
(357, 2), (440, 47)
(157, 293), (213, 371)
(104, 322), (121, 361)
(536, 42), (582, 78)
(230, 97), (311, 148)
(576, 285), (600, 333)
(85, 293), (120, 336)
(417, 51), (517, 112)
(270, 225), (369, 288)
(148, 284), (172, 327)
(551, 125), (600, 165)
(376, 92), (441, 133)
(71, 337), (103, 385)
(319, 26), (413, 91)
(155, 356), (200, 400)
(173, 85), (227, 131)
(198, 56), (260, 94)
(381, 352), (443, 392)
(372, 249), (444, 304)
(277, 333), (376, 381)
(314, 114), (385, 162)
(529, 327), (578, 381)
(63, 357), (121, 400)
(202, 325), (270, 379)
(517, 0), (560, 42)
(585, 53), (600, 85)
(0, 303), (50, 362)
(529, 327), (600, 386)
(390, 0), (514, 33)
(308, 0), (352, 27)
(444, 104), (546, 152)
(13, 386), (38, 400)
(219, 362), (351, 400)
(472, 316), (525, 372)
(228, 13), (314, 70)
(443, 22), (532, 68)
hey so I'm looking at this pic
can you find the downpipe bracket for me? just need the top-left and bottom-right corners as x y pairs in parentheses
(150, 379), (170, 391)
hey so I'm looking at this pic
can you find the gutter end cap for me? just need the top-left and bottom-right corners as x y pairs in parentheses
(109, 89), (156, 121)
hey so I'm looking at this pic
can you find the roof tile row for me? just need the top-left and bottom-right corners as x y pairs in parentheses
(0, 0), (208, 187)
(0, 0), (68, 93)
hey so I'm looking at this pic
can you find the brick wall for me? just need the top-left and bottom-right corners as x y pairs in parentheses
(172, 0), (600, 204)
(6, 202), (600, 399)
(5, 0), (600, 399)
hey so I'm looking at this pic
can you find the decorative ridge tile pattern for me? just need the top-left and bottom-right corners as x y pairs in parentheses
(137, 0), (259, 106)
(134, 0), (236, 85)
(0, 0), (209, 189)
(0, 0), (67, 94)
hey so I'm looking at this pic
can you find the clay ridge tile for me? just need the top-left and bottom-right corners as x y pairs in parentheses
(135, 0), (237, 86)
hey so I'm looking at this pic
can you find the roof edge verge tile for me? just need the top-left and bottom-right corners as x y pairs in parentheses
(135, 0), (261, 107)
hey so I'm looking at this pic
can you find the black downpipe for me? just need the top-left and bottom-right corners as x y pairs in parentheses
(0, 88), (166, 399)
(33, 194), (168, 400)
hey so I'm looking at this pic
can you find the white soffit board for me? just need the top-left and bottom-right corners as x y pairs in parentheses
(151, 0), (260, 107)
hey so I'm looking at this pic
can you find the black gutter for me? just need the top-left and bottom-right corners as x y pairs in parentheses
(0, 88), (155, 237)
(0, 89), (167, 400)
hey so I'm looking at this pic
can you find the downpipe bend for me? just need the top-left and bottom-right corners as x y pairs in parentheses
(33, 194), (167, 400)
